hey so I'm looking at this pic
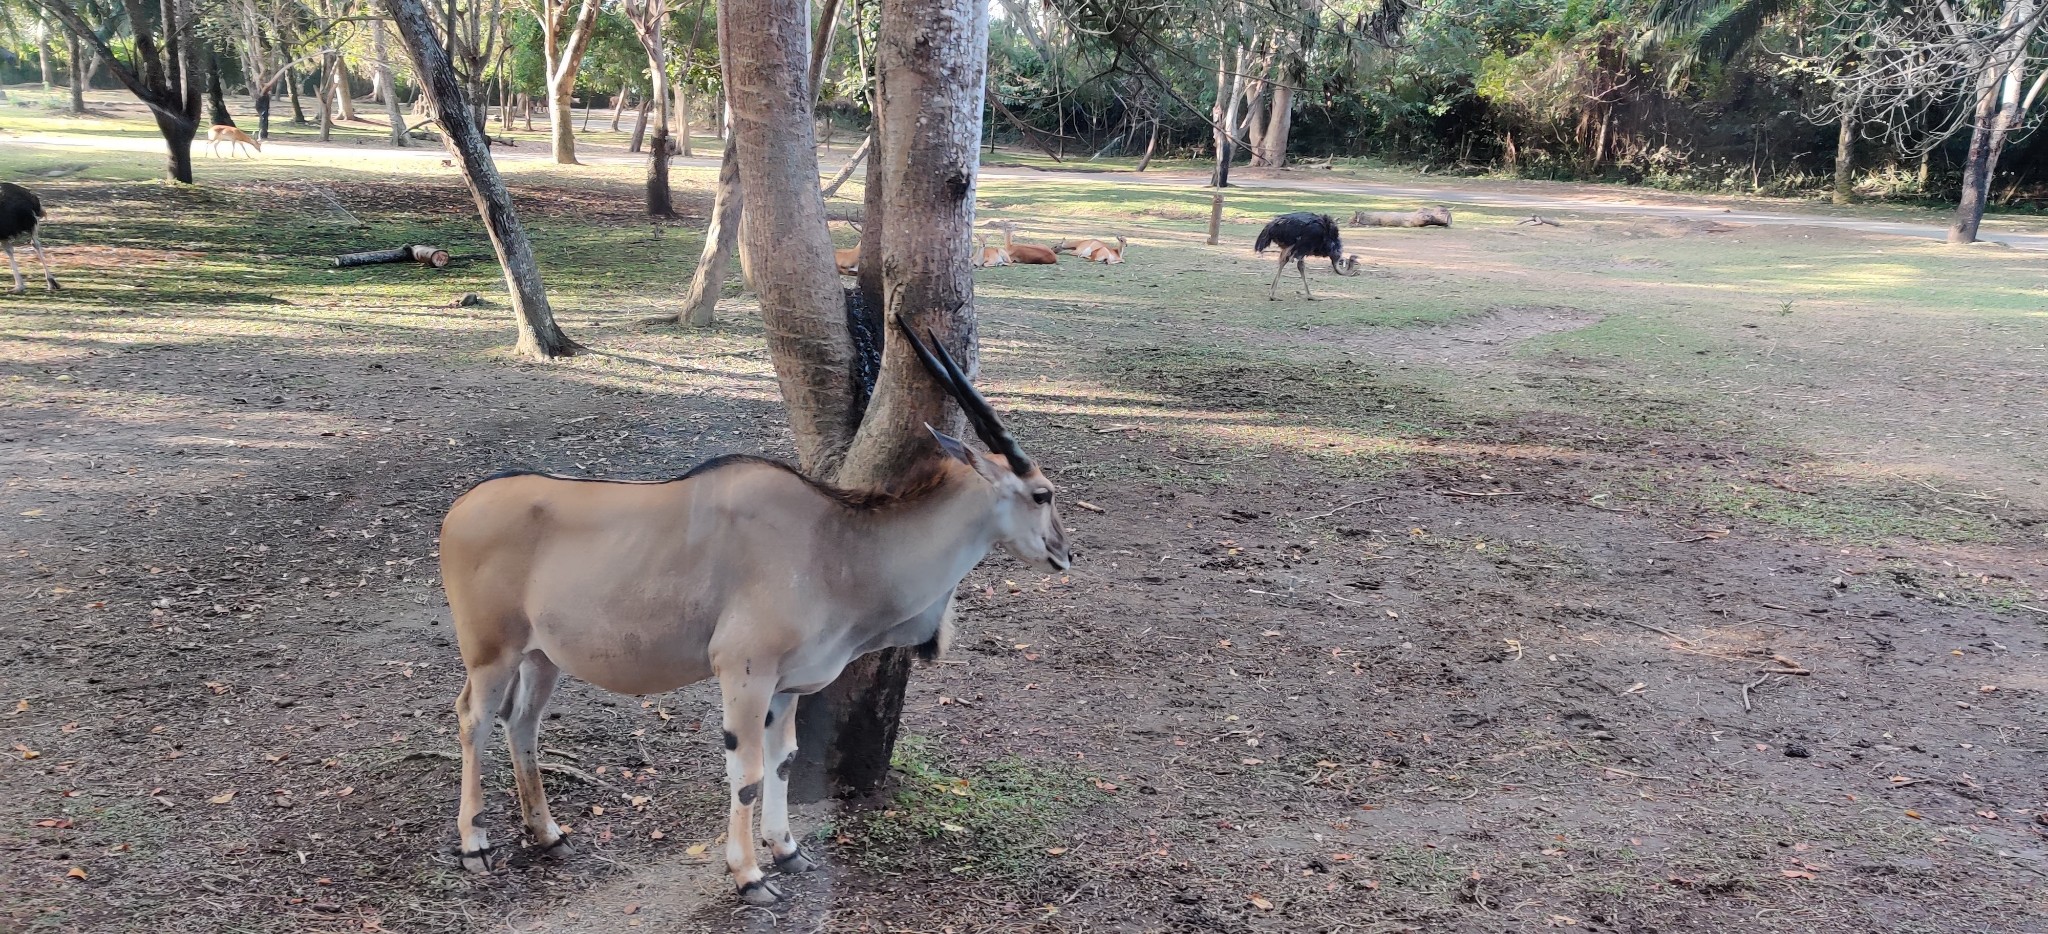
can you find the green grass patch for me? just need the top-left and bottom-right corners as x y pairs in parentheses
(832, 736), (1084, 883)
(1690, 479), (2005, 545)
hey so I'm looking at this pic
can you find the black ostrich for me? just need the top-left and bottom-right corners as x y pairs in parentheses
(1, 183), (60, 295)
(1253, 212), (1358, 301)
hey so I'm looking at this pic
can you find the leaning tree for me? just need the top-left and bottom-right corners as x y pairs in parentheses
(384, 0), (583, 360)
(716, 0), (994, 798)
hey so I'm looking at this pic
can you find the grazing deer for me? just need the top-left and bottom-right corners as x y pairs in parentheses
(1064, 236), (1127, 264)
(435, 322), (1068, 906)
(834, 247), (861, 276)
(974, 234), (1011, 267)
(984, 220), (1057, 264)
(207, 124), (262, 159)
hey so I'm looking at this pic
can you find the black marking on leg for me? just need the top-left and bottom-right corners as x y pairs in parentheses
(776, 752), (795, 781)
(737, 878), (775, 900)
(459, 845), (495, 863)
(773, 846), (810, 869)
(737, 781), (761, 806)
(764, 708), (775, 728)
(723, 730), (738, 751)
(537, 835), (571, 853)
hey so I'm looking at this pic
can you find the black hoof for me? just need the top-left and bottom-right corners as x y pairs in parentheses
(530, 833), (572, 859)
(737, 878), (783, 906)
(458, 845), (496, 873)
(773, 847), (820, 874)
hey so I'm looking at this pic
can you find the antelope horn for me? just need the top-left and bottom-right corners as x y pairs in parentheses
(899, 322), (1034, 474)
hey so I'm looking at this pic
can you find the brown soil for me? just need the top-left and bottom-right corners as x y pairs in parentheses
(3, 177), (2047, 934)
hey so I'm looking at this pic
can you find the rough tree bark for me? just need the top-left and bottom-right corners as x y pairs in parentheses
(333, 53), (357, 120)
(206, 45), (234, 127)
(537, 0), (603, 163)
(789, 0), (990, 803)
(39, 10), (56, 90)
(317, 48), (336, 140)
(384, 0), (583, 360)
(722, 0), (858, 469)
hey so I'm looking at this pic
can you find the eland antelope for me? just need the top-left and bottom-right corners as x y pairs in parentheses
(436, 323), (1068, 905)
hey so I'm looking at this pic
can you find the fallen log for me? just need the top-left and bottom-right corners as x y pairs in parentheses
(333, 245), (451, 269)
(1350, 205), (1452, 228)
(1516, 215), (1561, 227)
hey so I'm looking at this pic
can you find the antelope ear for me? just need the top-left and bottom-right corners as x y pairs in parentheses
(927, 424), (978, 466)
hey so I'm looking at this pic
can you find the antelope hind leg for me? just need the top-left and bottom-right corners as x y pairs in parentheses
(718, 667), (781, 905)
(760, 692), (817, 873)
(454, 655), (522, 872)
(504, 652), (567, 854)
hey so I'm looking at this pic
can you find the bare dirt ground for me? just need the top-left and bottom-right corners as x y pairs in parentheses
(3, 107), (2048, 934)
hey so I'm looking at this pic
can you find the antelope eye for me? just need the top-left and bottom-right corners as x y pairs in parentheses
(1031, 489), (1053, 505)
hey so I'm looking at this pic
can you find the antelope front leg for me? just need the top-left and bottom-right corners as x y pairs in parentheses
(718, 668), (779, 905)
(760, 692), (817, 873)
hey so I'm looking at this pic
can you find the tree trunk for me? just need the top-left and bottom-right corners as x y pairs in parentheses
(288, 64), (307, 124)
(646, 101), (672, 216)
(524, 92), (535, 130)
(155, 110), (199, 184)
(334, 55), (357, 120)
(317, 51), (336, 140)
(68, 31), (86, 114)
(1244, 79), (1268, 167)
(542, 0), (604, 164)
(39, 11), (55, 91)
(610, 89), (630, 130)
(375, 23), (409, 146)
(819, 134), (870, 198)
(1833, 94), (1856, 205)
(681, 139), (742, 324)
(721, 0), (860, 471)
(630, 97), (651, 152)
(1136, 113), (1160, 172)
(1263, 83), (1292, 169)
(1949, 14), (2035, 244)
(792, 0), (989, 804)
(677, 82), (693, 155)
(1211, 40), (1244, 188)
(207, 48), (233, 128)
(385, 0), (583, 361)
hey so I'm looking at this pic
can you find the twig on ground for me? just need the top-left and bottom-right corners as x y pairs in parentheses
(2017, 604), (2048, 616)
(1741, 672), (1777, 712)
(1301, 498), (1375, 522)
(1071, 500), (1106, 514)
(1582, 500), (1633, 514)
(538, 762), (621, 791)
(1602, 765), (1673, 780)
(1617, 618), (1690, 643)
(1439, 489), (1527, 498)
(1325, 590), (1372, 607)
(1911, 479), (1999, 500)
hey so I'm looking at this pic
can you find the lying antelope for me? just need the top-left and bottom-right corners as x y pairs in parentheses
(983, 220), (1056, 264)
(208, 124), (261, 158)
(436, 322), (1067, 905)
(1060, 236), (1127, 264)
(974, 234), (1011, 267)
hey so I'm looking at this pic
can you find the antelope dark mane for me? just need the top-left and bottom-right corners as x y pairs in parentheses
(467, 454), (948, 513)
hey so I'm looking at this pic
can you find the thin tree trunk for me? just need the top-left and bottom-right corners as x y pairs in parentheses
(630, 97), (651, 152)
(524, 92), (535, 130)
(819, 134), (869, 198)
(69, 31), (86, 114)
(610, 88), (629, 130)
(288, 64), (307, 124)
(384, 0), (583, 360)
(1833, 94), (1856, 204)
(543, 0), (604, 164)
(317, 51), (336, 140)
(677, 82), (693, 155)
(1211, 39), (1244, 188)
(680, 139), (742, 324)
(39, 11), (55, 90)
(1136, 112), (1160, 172)
(374, 23), (409, 146)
